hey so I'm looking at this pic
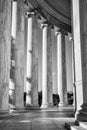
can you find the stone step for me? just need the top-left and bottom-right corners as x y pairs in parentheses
(10, 106), (40, 113)
(65, 121), (87, 130)
(70, 126), (87, 130)
(40, 106), (74, 117)
(25, 105), (40, 110)
(55, 112), (74, 117)
(75, 120), (87, 129)
(65, 122), (75, 129)
(0, 112), (13, 120)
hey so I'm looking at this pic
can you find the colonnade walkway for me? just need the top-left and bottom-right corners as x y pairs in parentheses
(0, 106), (75, 130)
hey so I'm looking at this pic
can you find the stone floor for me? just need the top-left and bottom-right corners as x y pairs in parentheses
(0, 107), (75, 130)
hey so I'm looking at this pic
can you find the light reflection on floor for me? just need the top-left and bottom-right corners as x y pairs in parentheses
(0, 108), (75, 130)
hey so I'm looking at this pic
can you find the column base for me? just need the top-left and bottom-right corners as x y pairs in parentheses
(9, 104), (15, 110)
(58, 102), (68, 107)
(0, 110), (12, 119)
(9, 107), (26, 113)
(0, 109), (9, 114)
(41, 103), (53, 109)
(76, 103), (87, 121)
(25, 104), (40, 110)
(10, 105), (40, 113)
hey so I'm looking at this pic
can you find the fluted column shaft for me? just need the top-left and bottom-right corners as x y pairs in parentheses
(41, 24), (53, 108)
(25, 12), (39, 107)
(26, 14), (33, 105)
(42, 24), (48, 107)
(11, 0), (17, 40)
(0, 0), (11, 111)
(71, 37), (76, 108)
(72, 0), (87, 121)
(10, 0), (25, 109)
(57, 31), (67, 106)
(9, 0), (17, 109)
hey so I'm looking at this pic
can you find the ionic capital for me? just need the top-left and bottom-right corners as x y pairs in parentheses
(41, 22), (48, 29)
(55, 30), (61, 36)
(40, 22), (53, 30)
(25, 11), (34, 18)
(11, 0), (17, 2)
(55, 29), (68, 36)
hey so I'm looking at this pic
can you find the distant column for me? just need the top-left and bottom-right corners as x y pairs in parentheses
(41, 23), (53, 108)
(11, 0), (17, 40)
(26, 12), (34, 106)
(10, 0), (17, 109)
(56, 30), (67, 106)
(69, 36), (76, 109)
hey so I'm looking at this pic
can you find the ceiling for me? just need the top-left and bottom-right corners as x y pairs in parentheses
(27, 0), (71, 32)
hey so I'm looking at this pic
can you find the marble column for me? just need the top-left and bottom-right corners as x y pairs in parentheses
(32, 17), (39, 107)
(25, 12), (34, 106)
(72, 0), (84, 120)
(70, 37), (76, 109)
(13, 2), (25, 108)
(25, 12), (39, 107)
(41, 23), (53, 108)
(0, 0), (11, 111)
(11, 0), (17, 40)
(56, 31), (67, 107)
(10, 0), (17, 109)
(26, 13), (33, 106)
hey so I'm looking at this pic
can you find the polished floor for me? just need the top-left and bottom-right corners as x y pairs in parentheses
(0, 107), (75, 130)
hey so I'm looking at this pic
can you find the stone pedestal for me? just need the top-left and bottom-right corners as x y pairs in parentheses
(0, 0), (11, 111)
(41, 24), (53, 108)
(56, 31), (67, 107)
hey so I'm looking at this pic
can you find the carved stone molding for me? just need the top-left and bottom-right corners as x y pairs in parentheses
(25, 11), (34, 18)
(27, 0), (71, 32)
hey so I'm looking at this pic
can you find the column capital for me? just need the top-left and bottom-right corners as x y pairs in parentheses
(41, 22), (48, 29)
(55, 30), (62, 36)
(55, 29), (68, 36)
(11, 0), (17, 2)
(41, 22), (53, 29)
(25, 11), (35, 18)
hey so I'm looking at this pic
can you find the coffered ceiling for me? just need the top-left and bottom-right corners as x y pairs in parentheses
(27, 0), (71, 32)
